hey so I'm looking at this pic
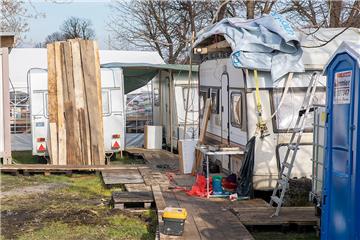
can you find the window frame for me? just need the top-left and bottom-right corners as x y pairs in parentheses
(230, 91), (243, 129)
(270, 86), (326, 133)
(101, 89), (111, 116)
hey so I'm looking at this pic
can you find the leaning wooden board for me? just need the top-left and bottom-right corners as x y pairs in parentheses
(47, 39), (105, 165)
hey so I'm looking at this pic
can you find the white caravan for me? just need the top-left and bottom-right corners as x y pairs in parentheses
(28, 67), (126, 158)
(152, 68), (199, 150)
(194, 28), (360, 190)
(9, 48), (165, 152)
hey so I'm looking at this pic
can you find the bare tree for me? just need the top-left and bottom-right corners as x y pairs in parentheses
(108, 0), (219, 63)
(60, 16), (95, 40)
(0, 0), (44, 45)
(280, 0), (360, 28)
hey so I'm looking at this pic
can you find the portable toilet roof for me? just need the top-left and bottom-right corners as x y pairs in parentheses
(323, 41), (360, 74)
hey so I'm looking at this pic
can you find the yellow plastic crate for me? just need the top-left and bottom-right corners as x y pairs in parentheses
(163, 207), (187, 220)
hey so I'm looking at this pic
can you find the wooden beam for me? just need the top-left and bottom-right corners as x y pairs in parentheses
(192, 98), (212, 174)
(1, 47), (11, 163)
(0, 35), (15, 48)
(194, 40), (231, 54)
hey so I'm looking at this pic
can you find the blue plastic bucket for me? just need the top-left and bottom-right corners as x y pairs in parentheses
(212, 175), (223, 195)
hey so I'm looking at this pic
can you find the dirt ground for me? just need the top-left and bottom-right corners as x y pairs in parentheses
(0, 173), (156, 240)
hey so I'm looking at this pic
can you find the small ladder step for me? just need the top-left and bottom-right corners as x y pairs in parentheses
(277, 179), (288, 187)
(283, 162), (291, 168)
(271, 196), (281, 205)
(288, 144), (298, 150)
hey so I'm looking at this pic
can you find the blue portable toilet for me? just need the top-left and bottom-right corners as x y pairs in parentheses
(322, 41), (360, 240)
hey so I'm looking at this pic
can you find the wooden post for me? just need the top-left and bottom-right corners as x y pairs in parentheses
(169, 70), (174, 152)
(1, 47), (11, 164)
(192, 98), (212, 174)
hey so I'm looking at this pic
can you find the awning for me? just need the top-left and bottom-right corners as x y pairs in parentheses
(101, 63), (198, 94)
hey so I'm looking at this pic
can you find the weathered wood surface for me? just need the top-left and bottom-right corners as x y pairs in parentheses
(126, 148), (179, 171)
(112, 191), (154, 203)
(0, 164), (148, 172)
(125, 183), (151, 192)
(101, 169), (144, 185)
(111, 191), (153, 209)
(231, 206), (318, 226)
(192, 98), (212, 174)
(160, 190), (254, 240)
(139, 168), (170, 187)
(47, 39), (104, 165)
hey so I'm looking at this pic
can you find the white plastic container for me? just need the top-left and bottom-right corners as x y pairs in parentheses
(144, 125), (162, 149)
(178, 139), (198, 174)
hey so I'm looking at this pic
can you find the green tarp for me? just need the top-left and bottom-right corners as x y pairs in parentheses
(101, 63), (198, 94)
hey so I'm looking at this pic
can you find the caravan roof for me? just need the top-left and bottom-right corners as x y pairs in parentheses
(8, 48), (164, 90)
(300, 28), (360, 70)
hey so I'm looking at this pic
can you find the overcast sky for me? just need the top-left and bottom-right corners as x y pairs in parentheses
(24, 0), (113, 49)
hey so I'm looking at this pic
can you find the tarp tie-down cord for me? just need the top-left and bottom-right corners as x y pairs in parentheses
(253, 70), (293, 138)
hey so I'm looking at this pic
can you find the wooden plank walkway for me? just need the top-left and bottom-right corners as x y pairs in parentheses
(126, 148), (179, 171)
(157, 189), (254, 240)
(101, 169), (144, 185)
(0, 164), (148, 173)
(231, 206), (318, 226)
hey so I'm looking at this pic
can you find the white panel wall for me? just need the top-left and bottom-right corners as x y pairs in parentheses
(0, 50), (4, 155)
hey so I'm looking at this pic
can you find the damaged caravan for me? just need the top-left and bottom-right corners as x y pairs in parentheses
(193, 18), (360, 190)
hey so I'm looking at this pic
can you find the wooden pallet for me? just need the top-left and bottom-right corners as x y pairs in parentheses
(111, 191), (154, 209)
(231, 206), (318, 226)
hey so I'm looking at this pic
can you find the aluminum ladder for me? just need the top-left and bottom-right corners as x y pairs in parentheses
(269, 72), (320, 216)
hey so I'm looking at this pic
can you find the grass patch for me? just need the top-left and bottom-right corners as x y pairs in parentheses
(111, 153), (145, 165)
(1, 174), (156, 240)
(11, 151), (43, 164)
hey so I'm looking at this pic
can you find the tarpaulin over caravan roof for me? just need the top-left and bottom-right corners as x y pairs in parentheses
(193, 13), (304, 81)
(102, 63), (198, 94)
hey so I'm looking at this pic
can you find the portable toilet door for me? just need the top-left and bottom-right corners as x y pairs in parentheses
(322, 42), (360, 240)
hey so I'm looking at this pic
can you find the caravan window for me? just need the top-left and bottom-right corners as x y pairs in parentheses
(210, 88), (220, 114)
(271, 88), (326, 131)
(231, 92), (242, 128)
(102, 91), (110, 115)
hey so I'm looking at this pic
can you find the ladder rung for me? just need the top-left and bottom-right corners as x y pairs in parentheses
(281, 174), (289, 181)
(292, 128), (301, 133)
(271, 196), (281, 205)
(288, 144), (298, 150)
(277, 179), (288, 187)
(283, 162), (291, 168)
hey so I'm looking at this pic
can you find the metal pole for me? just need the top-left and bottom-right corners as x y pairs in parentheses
(206, 154), (210, 198)
(183, 31), (195, 140)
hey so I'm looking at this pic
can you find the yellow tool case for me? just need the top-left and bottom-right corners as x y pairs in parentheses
(162, 207), (187, 236)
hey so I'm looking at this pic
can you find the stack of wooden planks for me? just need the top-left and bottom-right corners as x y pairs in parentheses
(47, 39), (105, 165)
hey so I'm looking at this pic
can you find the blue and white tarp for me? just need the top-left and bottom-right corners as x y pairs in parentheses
(194, 13), (304, 81)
